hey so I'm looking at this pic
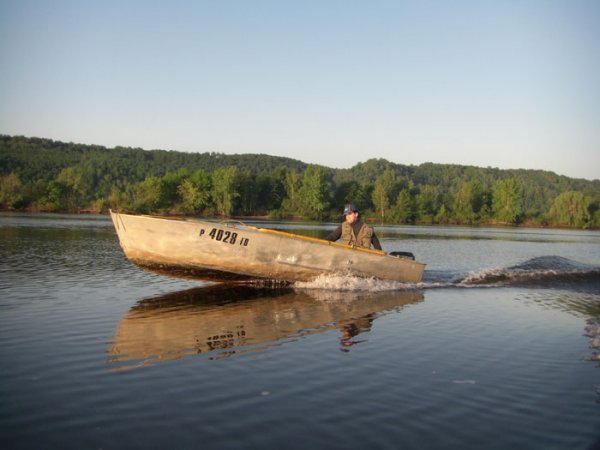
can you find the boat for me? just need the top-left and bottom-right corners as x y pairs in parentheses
(110, 210), (426, 283)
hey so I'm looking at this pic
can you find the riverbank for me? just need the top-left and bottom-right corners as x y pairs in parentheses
(1, 208), (597, 231)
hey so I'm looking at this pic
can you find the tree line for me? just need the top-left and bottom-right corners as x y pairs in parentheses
(1, 135), (599, 228)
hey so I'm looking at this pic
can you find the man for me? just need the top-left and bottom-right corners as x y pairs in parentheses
(325, 204), (382, 250)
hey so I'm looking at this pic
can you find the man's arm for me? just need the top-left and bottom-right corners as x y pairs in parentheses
(325, 224), (342, 242)
(371, 232), (382, 251)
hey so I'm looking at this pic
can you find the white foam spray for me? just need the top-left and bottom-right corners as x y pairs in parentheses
(294, 273), (421, 292)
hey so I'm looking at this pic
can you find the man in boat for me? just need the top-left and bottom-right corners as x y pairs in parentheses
(325, 204), (383, 250)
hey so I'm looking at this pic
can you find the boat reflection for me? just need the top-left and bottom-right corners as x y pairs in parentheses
(108, 284), (424, 369)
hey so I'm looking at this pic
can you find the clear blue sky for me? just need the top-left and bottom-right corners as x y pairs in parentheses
(1, 0), (599, 180)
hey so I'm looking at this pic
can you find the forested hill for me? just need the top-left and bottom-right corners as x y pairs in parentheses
(1, 135), (599, 228)
(0, 135), (308, 182)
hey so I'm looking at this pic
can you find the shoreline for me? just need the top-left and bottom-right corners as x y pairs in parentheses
(1, 208), (596, 231)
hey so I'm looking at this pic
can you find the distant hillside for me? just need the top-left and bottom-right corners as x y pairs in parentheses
(0, 135), (308, 182)
(1, 135), (598, 228)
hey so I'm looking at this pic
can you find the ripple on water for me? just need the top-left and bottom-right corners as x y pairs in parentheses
(1, 215), (600, 449)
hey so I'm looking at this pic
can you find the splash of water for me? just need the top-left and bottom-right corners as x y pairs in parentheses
(455, 256), (600, 287)
(293, 256), (600, 292)
(294, 273), (418, 292)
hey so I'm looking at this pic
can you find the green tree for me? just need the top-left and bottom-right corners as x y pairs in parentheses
(40, 181), (67, 211)
(492, 178), (522, 224)
(211, 166), (239, 216)
(269, 166), (288, 211)
(255, 171), (282, 213)
(56, 166), (90, 210)
(237, 170), (258, 215)
(0, 173), (23, 209)
(588, 200), (600, 228)
(282, 169), (301, 212)
(435, 204), (451, 224)
(372, 169), (396, 221)
(177, 169), (212, 213)
(178, 180), (205, 213)
(590, 207), (600, 228)
(470, 180), (486, 217)
(161, 169), (190, 208)
(332, 180), (373, 214)
(131, 176), (162, 213)
(415, 185), (439, 223)
(452, 182), (476, 223)
(297, 165), (329, 219)
(478, 189), (494, 222)
(390, 189), (414, 223)
(106, 186), (126, 210)
(548, 191), (590, 227)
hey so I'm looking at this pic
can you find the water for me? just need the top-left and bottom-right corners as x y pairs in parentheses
(1, 213), (600, 449)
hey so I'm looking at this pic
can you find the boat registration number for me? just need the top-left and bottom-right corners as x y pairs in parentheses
(199, 227), (250, 246)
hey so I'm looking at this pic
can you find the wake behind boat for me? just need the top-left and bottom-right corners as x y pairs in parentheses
(110, 210), (426, 283)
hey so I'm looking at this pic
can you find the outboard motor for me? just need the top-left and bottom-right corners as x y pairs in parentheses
(389, 251), (415, 260)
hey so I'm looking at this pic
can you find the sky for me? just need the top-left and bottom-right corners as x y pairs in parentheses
(1, 0), (599, 180)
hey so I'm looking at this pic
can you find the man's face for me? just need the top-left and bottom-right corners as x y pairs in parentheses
(346, 211), (358, 224)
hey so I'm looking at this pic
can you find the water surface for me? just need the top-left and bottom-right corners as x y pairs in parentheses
(1, 213), (599, 449)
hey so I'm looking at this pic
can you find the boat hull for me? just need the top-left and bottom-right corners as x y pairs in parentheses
(110, 211), (426, 283)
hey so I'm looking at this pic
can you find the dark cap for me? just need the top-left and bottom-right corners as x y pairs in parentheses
(343, 204), (358, 215)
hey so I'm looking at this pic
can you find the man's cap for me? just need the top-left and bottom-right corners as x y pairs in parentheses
(343, 204), (358, 215)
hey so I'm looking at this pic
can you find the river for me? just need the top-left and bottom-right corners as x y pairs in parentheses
(1, 213), (599, 449)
